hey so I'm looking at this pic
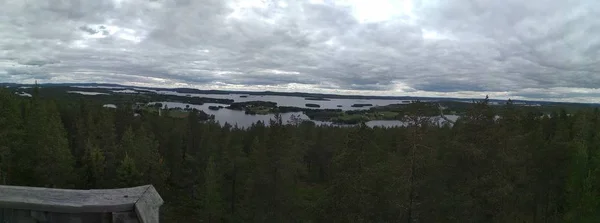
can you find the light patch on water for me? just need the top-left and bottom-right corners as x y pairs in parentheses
(112, 89), (137, 94)
(67, 91), (108, 95)
(15, 92), (32, 97)
(71, 85), (126, 89)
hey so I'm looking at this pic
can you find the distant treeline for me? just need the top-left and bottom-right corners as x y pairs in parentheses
(2, 87), (600, 222)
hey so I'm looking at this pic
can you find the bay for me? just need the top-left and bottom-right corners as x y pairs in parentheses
(145, 90), (413, 110)
(152, 101), (459, 128)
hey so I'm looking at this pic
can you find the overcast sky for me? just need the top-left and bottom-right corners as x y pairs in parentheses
(1, 0), (599, 102)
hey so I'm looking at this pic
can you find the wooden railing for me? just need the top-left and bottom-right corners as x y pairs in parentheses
(0, 185), (163, 223)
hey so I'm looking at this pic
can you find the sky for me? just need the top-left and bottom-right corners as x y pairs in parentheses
(1, 0), (599, 103)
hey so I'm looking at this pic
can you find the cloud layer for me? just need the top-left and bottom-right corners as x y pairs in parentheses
(1, 0), (599, 102)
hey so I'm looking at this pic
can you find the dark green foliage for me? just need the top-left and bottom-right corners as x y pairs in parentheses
(227, 101), (277, 109)
(0, 89), (23, 184)
(18, 96), (75, 188)
(116, 153), (142, 188)
(81, 140), (105, 188)
(203, 155), (224, 222)
(4, 89), (600, 222)
(350, 103), (373, 107)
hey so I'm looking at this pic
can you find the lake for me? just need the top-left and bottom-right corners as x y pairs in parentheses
(152, 101), (459, 128)
(141, 89), (413, 110)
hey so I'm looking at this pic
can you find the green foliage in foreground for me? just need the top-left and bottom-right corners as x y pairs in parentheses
(2, 88), (600, 222)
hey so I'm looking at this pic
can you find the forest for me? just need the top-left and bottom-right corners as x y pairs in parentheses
(2, 86), (600, 222)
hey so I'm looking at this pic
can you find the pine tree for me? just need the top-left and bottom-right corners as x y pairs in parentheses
(326, 123), (387, 222)
(212, 127), (250, 221)
(564, 112), (600, 222)
(0, 89), (22, 184)
(73, 101), (95, 165)
(95, 109), (118, 188)
(116, 153), (142, 188)
(204, 155), (224, 222)
(21, 100), (75, 188)
(447, 96), (501, 221)
(119, 126), (167, 188)
(81, 139), (105, 188)
(242, 137), (270, 221)
(166, 127), (185, 185)
(115, 103), (134, 140)
(119, 127), (136, 159)
(398, 104), (438, 223)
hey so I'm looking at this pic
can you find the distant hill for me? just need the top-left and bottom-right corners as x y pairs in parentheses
(2, 82), (599, 107)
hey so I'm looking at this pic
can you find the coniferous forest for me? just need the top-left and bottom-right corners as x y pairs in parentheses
(3, 87), (600, 222)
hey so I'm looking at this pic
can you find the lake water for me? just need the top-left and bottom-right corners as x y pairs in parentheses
(153, 101), (459, 128)
(143, 89), (412, 110)
(75, 86), (458, 127)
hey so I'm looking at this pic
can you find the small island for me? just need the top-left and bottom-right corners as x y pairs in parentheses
(305, 97), (330, 101)
(305, 103), (321, 108)
(208, 105), (224, 110)
(140, 103), (215, 120)
(351, 103), (373, 108)
(227, 101), (277, 115)
(301, 102), (442, 124)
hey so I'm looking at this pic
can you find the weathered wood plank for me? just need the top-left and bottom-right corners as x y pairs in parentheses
(112, 211), (139, 223)
(134, 185), (163, 223)
(1, 208), (114, 223)
(0, 185), (150, 213)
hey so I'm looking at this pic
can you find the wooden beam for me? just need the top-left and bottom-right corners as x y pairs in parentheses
(134, 185), (163, 223)
(0, 185), (151, 213)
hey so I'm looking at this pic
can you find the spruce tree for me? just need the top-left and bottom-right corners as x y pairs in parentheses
(81, 139), (105, 188)
(22, 99), (75, 188)
(203, 155), (224, 222)
(0, 89), (22, 184)
(116, 153), (142, 188)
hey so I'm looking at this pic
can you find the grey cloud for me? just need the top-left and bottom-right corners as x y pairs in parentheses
(1, 0), (600, 102)
(411, 79), (488, 93)
(17, 58), (60, 66)
(79, 25), (99, 35)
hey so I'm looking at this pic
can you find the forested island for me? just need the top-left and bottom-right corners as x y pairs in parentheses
(305, 97), (330, 101)
(351, 103), (373, 107)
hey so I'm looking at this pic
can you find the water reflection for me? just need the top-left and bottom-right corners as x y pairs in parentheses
(153, 102), (459, 128)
